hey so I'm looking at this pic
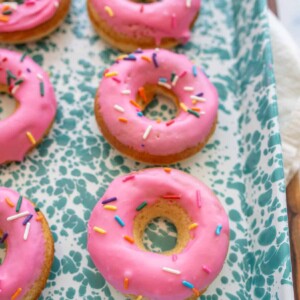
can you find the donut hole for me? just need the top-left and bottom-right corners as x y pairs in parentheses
(133, 199), (192, 255)
(0, 91), (17, 121)
(136, 84), (178, 122)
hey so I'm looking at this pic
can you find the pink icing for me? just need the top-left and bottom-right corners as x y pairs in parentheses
(0, 1), (61, 32)
(96, 49), (218, 156)
(0, 49), (57, 164)
(0, 187), (47, 299)
(88, 168), (229, 300)
(90, 0), (201, 45)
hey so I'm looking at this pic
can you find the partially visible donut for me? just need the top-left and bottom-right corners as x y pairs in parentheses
(87, 0), (201, 52)
(88, 168), (229, 300)
(0, 187), (54, 300)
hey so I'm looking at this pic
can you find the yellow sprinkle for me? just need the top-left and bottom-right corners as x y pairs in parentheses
(180, 102), (188, 112)
(141, 56), (151, 63)
(93, 226), (107, 234)
(0, 15), (9, 23)
(191, 107), (201, 112)
(124, 235), (134, 244)
(103, 205), (117, 211)
(104, 5), (114, 17)
(105, 71), (118, 78)
(136, 296), (143, 300)
(26, 131), (36, 145)
(117, 54), (128, 60)
(118, 117), (128, 123)
(130, 100), (142, 110)
(124, 277), (129, 289)
(11, 288), (22, 300)
(189, 223), (198, 230)
(5, 197), (14, 208)
(164, 168), (172, 173)
(156, 118), (161, 123)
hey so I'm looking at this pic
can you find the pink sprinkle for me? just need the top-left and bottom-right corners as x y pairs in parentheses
(179, 71), (187, 78)
(140, 5), (144, 13)
(25, 0), (36, 5)
(172, 254), (177, 262)
(112, 77), (121, 83)
(123, 175), (135, 182)
(202, 266), (211, 274)
(166, 120), (175, 126)
(2, 57), (7, 62)
(196, 190), (201, 208)
(171, 14), (176, 28)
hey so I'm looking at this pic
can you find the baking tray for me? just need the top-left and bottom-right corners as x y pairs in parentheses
(0, 0), (294, 299)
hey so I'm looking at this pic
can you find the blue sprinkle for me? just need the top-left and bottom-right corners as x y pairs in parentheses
(102, 197), (117, 205)
(134, 49), (143, 54)
(124, 54), (137, 61)
(216, 224), (223, 235)
(115, 215), (125, 227)
(158, 77), (167, 83)
(23, 214), (33, 225)
(137, 112), (143, 117)
(182, 280), (194, 289)
(192, 65), (197, 77)
(0, 233), (8, 244)
(152, 53), (159, 68)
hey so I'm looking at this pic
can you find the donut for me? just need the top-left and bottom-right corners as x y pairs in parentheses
(94, 49), (218, 164)
(87, 0), (200, 52)
(0, 0), (71, 44)
(0, 187), (54, 299)
(87, 168), (229, 300)
(0, 49), (57, 165)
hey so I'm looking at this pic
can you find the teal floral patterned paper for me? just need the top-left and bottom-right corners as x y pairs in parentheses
(0, 0), (294, 299)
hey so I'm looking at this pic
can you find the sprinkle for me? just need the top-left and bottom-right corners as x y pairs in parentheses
(192, 288), (200, 297)
(0, 232), (8, 243)
(138, 87), (147, 102)
(16, 196), (23, 212)
(39, 82), (45, 96)
(20, 52), (27, 62)
(93, 226), (107, 234)
(143, 125), (152, 140)
(2, 10), (12, 15)
(23, 222), (31, 240)
(54, 1), (59, 8)
(179, 71), (187, 78)
(123, 175), (135, 182)
(166, 120), (175, 126)
(136, 296), (143, 300)
(11, 288), (22, 300)
(184, 86), (194, 91)
(182, 280), (194, 289)
(23, 214), (33, 225)
(7, 211), (29, 221)
(118, 117), (128, 123)
(190, 95), (206, 102)
(164, 168), (171, 173)
(158, 82), (172, 89)
(156, 118), (161, 123)
(186, 0), (192, 8)
(180, 102), (188, 112)
(6, 70), (16, 85)
(11, 85), (19, 95)
(136, 201), (147, 211)
(171, 75), (179, 86)
(162, 194), (181, 199)
(26, 131), (37, 145)
(158, 77), (168, 83)
(124, 277), (129, 289)
(36, 215), (43, 222)
(171, 13), (176, 28)
(34, 207), (40, 212)
(196, 190), (202, 208)
(197, 92), (204, 97)
(141, 56), (151, 63)
(102, 197), (117, 205)
(216, 224), (223, 235)
(191, 107), (201, 112)
(103, 205), (117, 211)
(14, 79), (24, 85)
(105, 71), (118, 78)
(202, 265), (212, 274)
(5, 197), (14, 208)
(152, 53), (159, 68)
(137, 111), (143, 117)
(116, 55), (127, 61)
(104, 5), (114, 17)
(130, 100), (142, 110)
(124, 54), (137, 61)
(134, 49), (143, 54)
(124, 235), (134, 244)
(112, 77), (121, 83)
(192, 65), (197, 77)
(189, 223), (198, 230)
(115, 215), (125, 227)
(140, 5), (144, 13)
(114, 104), (125, 113)
(121, 89), (131, 95)
(0, 15), (9, 22)
(162, 267), (181, 275)
(36, 73), (43, 80)
(187, 109), (200, 118)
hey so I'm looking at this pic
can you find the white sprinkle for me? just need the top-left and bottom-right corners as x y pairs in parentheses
(24, 222), (31, 241)
(143, 125), (152, 140)
(155, 48), (160, 53)
(114, 105), (125, 113)
(158, 82), (172, 90)
(183, 86), (194, 91)
(162, 267), (181, 275)
(11, 85), (19, 95)
(121, 90), (131, 95)
(7, 211), (30, 221)
(190, 95), (206, 102)
(171, 75), (179, 87)
(186, 0), (191, 8)
(54, 1), (59, 8)
(37, 73), (43, 81)
(199, 111), (206, 115)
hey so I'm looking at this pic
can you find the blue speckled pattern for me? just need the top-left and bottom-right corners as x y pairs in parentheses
(0, 0), (294, 299)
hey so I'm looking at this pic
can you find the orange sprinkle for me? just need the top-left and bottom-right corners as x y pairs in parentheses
(0, 15), (9, 22)
(156, 119), (161, 123)
(124, 277), (129, 289)
(123, 235), (134, 244)
(118, 117), (128, 123)
(164, 168), (172, 173)
(11, 288), (22, 300)
(191, 107), (201, 112)
(189, 223), (198, 230)
(2, 5), (11, 12)
(5, 197), (14, 208)
(26, 131), (36, 145)
(36, 213), (43, 222)
(192, 100), (197, 105)
(138, 87), (148, 103)
(192, 288), (200, 297)
(141, 56), (151, 63)
(104, 5), (114, 17)
(104, 71), (118, 78)
(130, 100), (142, 110)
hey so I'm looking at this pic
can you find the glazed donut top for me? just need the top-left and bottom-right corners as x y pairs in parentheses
(90, 0), (201, 44)
(88, 168), (229, 300)
(0, 187), (46, 299)
(0, 49), (57, 164)
(0, 0), (61, 32)
(97, 49), (218, 156)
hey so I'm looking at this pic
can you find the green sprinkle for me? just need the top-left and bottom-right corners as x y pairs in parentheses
(39, 81), (45, 97)
(187, 109), (200, 118)
(20, 51), (27, 62)
(34, 207), (40, 212)
(16, 196), (23, 213)
(6, 70), (16, 85)
(136, 201), (147, 211)
(2, 10), (12, 15)
(15, 79), (24, 85)
(170, 72), (176, 82)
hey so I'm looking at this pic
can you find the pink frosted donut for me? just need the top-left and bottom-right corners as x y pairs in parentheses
(94, 49), (218, 164)
(0, 187), (54, 299)
(88, 168), (229, 300)
(0, 49), (57, 164)
(87, 0), (201, 52)
(0, 0), (70, 44)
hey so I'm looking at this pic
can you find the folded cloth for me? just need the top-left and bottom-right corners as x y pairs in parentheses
(269, 10), (300, 184)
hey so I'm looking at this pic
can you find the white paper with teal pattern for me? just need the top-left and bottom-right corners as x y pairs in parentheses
(0, 0), (294, 299)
